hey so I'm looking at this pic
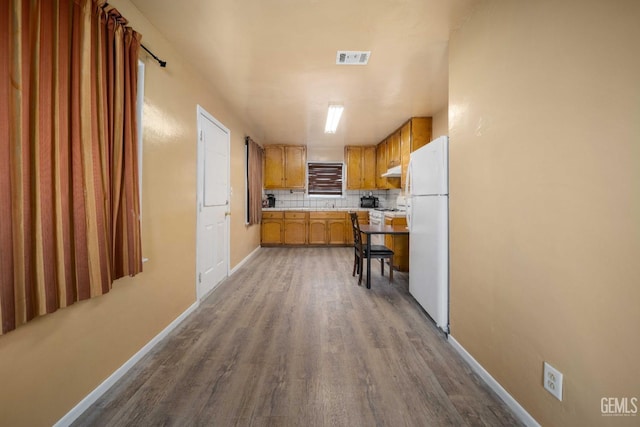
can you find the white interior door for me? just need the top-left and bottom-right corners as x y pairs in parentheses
(196, 106), (230, 299)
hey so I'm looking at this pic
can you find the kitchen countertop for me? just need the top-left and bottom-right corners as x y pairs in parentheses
(262, 207), (374, 212)
(261, 207), (407, 219)
(383, 211), (407, 218)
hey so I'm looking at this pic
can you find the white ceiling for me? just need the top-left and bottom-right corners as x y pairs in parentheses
(131, 0), (478, 147)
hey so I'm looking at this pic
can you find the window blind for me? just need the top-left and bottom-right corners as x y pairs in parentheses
(307, 162), (343, 196)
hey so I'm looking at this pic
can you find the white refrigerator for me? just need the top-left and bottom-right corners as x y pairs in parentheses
(406, 136), (449, 333)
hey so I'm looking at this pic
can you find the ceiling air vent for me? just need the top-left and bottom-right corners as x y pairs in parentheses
(336, 51), (371, 65)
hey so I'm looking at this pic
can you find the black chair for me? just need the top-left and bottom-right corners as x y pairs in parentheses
(349, 212), (394, 286)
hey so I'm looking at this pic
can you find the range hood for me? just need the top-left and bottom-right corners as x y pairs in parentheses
(381, 165), (401, 178)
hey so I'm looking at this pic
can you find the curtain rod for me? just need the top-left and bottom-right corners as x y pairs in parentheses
(141, 44), (166, 68)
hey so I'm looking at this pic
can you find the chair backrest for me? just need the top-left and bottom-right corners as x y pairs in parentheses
(349, 212), (363, 248)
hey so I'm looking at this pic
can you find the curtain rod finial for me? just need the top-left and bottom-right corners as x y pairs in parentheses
(141, 44), (167, 68)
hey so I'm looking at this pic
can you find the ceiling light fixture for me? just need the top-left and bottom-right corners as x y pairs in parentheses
(324, 104), (344, 134)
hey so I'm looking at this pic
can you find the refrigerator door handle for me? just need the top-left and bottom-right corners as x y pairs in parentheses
(405, 156), (412, 195)
(406, 157), (413, 231)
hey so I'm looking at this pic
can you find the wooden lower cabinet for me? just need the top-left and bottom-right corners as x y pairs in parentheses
(284, 211), (307, 245)
(308, 220), (327, 245)
(385, 216), (409, 272)
(328, 219), (347, 245)
(262, 210), (366, 246)
(309, 211), (347, 245)
(261, 211), (284, 245)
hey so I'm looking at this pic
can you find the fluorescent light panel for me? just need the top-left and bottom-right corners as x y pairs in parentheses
(324, 104), (344, 134)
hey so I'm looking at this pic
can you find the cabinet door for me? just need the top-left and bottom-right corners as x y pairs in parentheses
(357, 212), (369, 225)
(389, 131), (401, 167)
(345, 146), (363, 190)
(399, 118), (432, 189)
(284, 146), (306, 189)
(362, 146), (377, 189)
(410, 117), (432, 152)
(393, 232), (409, 271)
(261, 219), (283, 245)
(384, 217), (394, 249)
(384, 217), (409, 271)
(308, 220), (327, 245)
(284, 220), (306, 244)
(392, 216), (409, 271)
(400, 121), (412, 189)
(376, 141), (388, 189)
(327, 219), (346, 245)
(264, 146), (285, 189)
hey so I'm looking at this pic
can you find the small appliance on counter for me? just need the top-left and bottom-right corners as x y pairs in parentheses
(360, 193), (379, 208)
(266, 194), (276, 208)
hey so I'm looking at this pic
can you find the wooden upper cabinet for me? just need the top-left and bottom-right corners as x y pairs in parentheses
(263, 145), (307, 190)
(376, 140), (387, 189)
(400, 121), (412, 189)
(400, 117), (432, 189)
(362, 146), (376, 189)
(388, 131), (401, 168)
(264, 146), (285, 188)
(376, 138), (401, 190)
(411, 117), (433, 151)
(345, 146), (363, 190)
(345, 146), (376, 190)
(284, 145), (306, 189)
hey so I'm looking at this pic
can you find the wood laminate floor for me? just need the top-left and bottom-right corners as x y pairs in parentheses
(74, 247), (523, 427)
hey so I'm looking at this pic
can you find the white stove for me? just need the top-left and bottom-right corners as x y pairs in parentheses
(368, 196), (407, 243)
(368, 209), (386, 245)
(384, 195), (408, 219)
(383, 210), (406, 219)
(368, 208), (387, 224)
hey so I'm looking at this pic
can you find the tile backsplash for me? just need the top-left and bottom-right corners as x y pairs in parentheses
(264, 189), (401, 209)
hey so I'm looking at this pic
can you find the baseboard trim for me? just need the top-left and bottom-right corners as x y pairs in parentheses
(448, 336), (540, 427)
(54, 301), (200, 427)
(229, 245), (260, 276)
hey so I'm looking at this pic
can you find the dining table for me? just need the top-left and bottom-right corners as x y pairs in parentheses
(358, 224), (410, 289)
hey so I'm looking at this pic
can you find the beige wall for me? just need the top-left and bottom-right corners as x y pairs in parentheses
(307, 145), (345, 163)
(449, 1), (640, 426)
(432, 106), (449, 138)
(0, 1), (261, 425)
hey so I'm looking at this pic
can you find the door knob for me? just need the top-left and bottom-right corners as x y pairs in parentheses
(225, 212), (231, 217)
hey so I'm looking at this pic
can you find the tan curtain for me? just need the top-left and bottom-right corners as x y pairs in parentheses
(0, 0), (142, 335)
(246, 137), (263, 226)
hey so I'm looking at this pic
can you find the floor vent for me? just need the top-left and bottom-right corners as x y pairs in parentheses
(336, 51), (371, 65)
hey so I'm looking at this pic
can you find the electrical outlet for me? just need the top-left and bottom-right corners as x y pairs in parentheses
(543, 362), (563, 401)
